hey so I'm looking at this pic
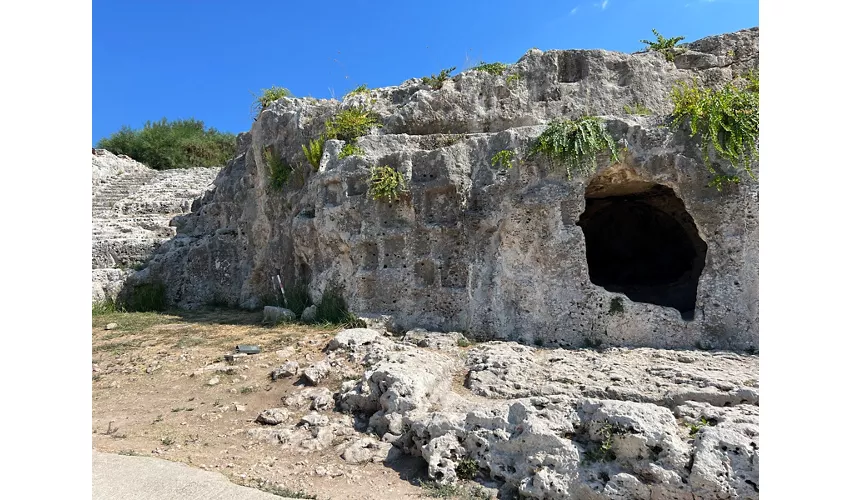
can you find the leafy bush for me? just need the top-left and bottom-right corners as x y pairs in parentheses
(368, 166), (408, 203)
(473, 61), (507, 75)
(491, 149), (516, 170)
(345, 84), (369, 97)
(640, 29), (685, 62)
(455, 458), (478, 480)
(252, 86), (293, 117)
(671, 73), (759, 190)
(325, 106), (381, 142)
(124, 282), (166, 312)
(263, 146), (292, 189)
(528, 116), (619, 179)
(421, 66), (456, 90)
(96, 118), (236, 170)
(302, 138), (325, 171)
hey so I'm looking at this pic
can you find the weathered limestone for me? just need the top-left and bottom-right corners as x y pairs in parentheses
(330, 329), (759, 499)
(91, 149), (219, 302)
(128, 28), (758, 350)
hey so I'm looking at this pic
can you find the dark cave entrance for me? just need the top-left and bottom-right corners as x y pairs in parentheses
(577, 179), (707, 320)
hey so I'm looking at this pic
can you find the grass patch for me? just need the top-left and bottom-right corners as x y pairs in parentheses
(473, 62), (507, 75)
(284, 280), (313, 318)
(325, 106), (381, 142)
(302, 138), (324, 171)
(528, 116), (619, 180)
(368, 165), (408, 203)
(640, 29), (685, 62)
(457, 338), (471, 348)
(92, 311), (179, 332)
(421, 66), (456, 90)
(96, 118), (236, 170)
(124, 282), (167, 312)
(92, 299), (120, 316)
(671, 71), (759, 190)
(338, 142), (365, 159)
(252, 86), (293, 117)
(175, 336), (205, 348)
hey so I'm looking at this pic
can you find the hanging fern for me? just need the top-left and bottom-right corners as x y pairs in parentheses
(672, 72), (759, 190)
(263, 146), (292, 190)
(528, 116), (619, 179)
(368, 166), (408, 203)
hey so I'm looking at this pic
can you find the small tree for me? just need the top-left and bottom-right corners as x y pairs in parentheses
(640, 29), (685, 62)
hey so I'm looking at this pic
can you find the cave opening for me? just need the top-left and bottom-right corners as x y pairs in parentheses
(577, 178), (707, 320)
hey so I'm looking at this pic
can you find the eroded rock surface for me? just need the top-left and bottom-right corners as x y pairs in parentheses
(133, 28), (759, 351)
(329, 329), (760, 499)
(91, 149), (219, 302)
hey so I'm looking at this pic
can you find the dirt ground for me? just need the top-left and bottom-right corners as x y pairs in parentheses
(91, 309), (487, 500)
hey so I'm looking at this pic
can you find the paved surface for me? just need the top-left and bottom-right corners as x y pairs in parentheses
(92, 450), (298, 500)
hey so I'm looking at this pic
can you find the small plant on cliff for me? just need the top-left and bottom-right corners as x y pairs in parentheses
(325, 106), (381, 142)
(338, 142), (365, 159)
(368, 165), (408, 203)
(251, 86), (293, 117)
(671, 73), (759, 190)
(345, 84), (369, 97)
(455, 458), (479, 480)
(689, 417), (712, 436)
(506, 72), (521, 87)
(473, 61), (507, 76)
(623, 103), (653, 116)
(96, 118), (236, 170)
(584, 423), (617, 463)
(491, 149), (517, 169)
(302, 137), (325, 171)
(528, 116), (619, 179)
(421, 66), (456, 90)
(263, 146), (292, 189)
(640, 29), (686, 62)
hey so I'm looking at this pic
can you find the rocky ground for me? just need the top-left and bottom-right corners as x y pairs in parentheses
(92, 310), (758, 499)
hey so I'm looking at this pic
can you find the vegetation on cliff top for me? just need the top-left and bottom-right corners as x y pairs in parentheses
(97, 118), (236, 170)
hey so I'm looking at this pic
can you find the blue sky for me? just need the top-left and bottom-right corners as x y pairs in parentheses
(92, 0), (758, 145)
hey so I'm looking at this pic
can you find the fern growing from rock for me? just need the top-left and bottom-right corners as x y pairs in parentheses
(325, 106), (381, 142)
(302, 138), (324, 171)
(671, 72), (759, 190)
(529, 117), (619, 179)
(368, 166), (408, 203)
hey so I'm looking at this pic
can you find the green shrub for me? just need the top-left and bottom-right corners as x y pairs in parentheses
(263, 146), (292, 190)
(368, 165), (408, 203)
(455, 458), (478, 480)
(491, 149), (516, 169)
(284, 281), (313, 318)
(338, 143), (365, 159)
(528, 116), (619, 179)
(671, 73), (759, 190)
(96, 118), (236, 171)
(506, 72), (521, 87)
(345, 84), (369, 97)
(473, 62), (507, 75)
(421, 66), (456, 90)
(302, 137), (325, 171)
(640, 29), (686, 62)
(124, 282), (166, 312)
(252, 86), (293, 117)
(325, 106), (381, 142)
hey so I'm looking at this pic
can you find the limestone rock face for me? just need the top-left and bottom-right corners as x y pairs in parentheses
(91, 149), (219, 302)
(133, 28), (758, 350)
